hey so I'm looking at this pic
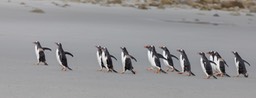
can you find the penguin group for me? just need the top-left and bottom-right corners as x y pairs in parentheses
(95, 45), (251, 79)
(33, 41), (73, 71)
(95, 45), (136, 74)
(33, 42), (252, 79)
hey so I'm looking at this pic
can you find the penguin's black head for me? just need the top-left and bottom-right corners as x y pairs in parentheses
(177, 49), (184, 53)
(159, 46), (167, 50)
(207, 51), (215, 55)
(198, 52), (205, 56)
(144, 45), (152, 50)
(232, 51), (238, 55)
(33, 41), (40, 45)
(120, 47), (126, 50)
(120, 47), (129, 53)
(95, 45), (102, 49)
(120, 47), (128, 51)
(55, 42), (62, 47)
(102, 47), (107, 52)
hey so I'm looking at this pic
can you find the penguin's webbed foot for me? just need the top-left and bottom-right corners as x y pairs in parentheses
(244, 73), (248, 78)
(97, 68), (103, 71)
(166, 68), (170, 72)
(44, 62), (48, 65)
(204, 76), (210, 79)
(171, 69), (175, 72)
(131, 70), (136, 74)
(34, 62), (39, 65)
(147, 67), (153, 71)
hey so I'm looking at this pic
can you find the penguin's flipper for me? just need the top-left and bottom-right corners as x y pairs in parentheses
(110, 55), (117, 61)
(224, 60), (229, 67)
(243, 60), (251, 66)
(112, 69), (118, 73)
(131, 70), (136, 74)
(173, 67), (180, 72)
(225, 73), (231, 77)
(129, 55), (137, 62)
(43, 47), (52, 51)
(67, 67), (72, 70)
(65, 52), (74, 57)
(209, 60), (217, 65)
(170, 54), (179, 60)
(212, 75), (218, 79)
(190, 71), (196, 76)
(160, 69), (167, 74)
(157, 53), (167, 60)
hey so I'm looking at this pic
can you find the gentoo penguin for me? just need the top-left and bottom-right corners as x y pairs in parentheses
(95, 45), (105, 71)
(198, 52), (217, 79)
(207, 51), (218, 74)
(55, 43), (73, 71)
(101, 47), (118, 73)
(159, 46), (179, 72)
(144, 45), (154, 70)
(33, 41), (51, 65)
(120, 47), (137, 74)
(144, 45), (167, 74)
(214, 52), (230, 77)
(232, 51), (251, 77)
(177, 49), (195, 76)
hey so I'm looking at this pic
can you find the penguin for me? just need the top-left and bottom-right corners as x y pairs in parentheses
(144, 45), (167, 74)
(232, 51), (251, 78)
(120, 47), (137, 74)
(33, 41), (51, 65)
(198, 52), (217, 79)
(159, 46), (180, 72)
(55, 43), (73, 71)
(144, 45), (154, 70)
(101, 47), (118, 73)
(177, 49), (195, 76)
(214, 52), (230, 77)
(207, 51), (219, 74)
(95, 45), (105, 71)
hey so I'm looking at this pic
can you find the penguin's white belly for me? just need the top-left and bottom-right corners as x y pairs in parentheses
(213, 57), (220, 73)
(147, 51), (154, 67)
(234, 58), (239, 72)
(121, 52), (126, 67)
(96, 51), (102, 67)
(35, 46), (40, 61)
(200, 58), (208, 76)
(56, 49), (62, 65)
(209, 56), (217, 72)
(101, 52), (108, 69)
(162, 52), (169, 66)
(216, 59), (222, 73)
(152, 56), (160, 69)
(179, 55), (184, 72)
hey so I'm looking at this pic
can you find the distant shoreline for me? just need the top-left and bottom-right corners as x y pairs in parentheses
(63, 0), (256, 13)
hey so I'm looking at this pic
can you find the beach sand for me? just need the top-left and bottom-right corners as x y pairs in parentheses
(0, 0), (256, 98)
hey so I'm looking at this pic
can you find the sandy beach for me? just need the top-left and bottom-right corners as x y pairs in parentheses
(0, 0), (256, 98)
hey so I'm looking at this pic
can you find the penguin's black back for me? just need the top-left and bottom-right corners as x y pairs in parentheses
(39, 51), (46, 62)
(125, 58), (133, 70)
